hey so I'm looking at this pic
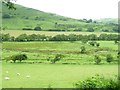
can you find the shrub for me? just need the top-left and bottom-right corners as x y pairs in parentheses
(89, 41), (96, 46)
(2, 14), (11, 18)
(74, 74), (118, 89)
(22, 28), (33, 30)
(117, 51), (120, 59)
(51, 54), (64, 64)
(34, 26), (42, 31)
(80, 46), (86, 54)
(81, 39), (88, 44)
(87, 27), (94, 32)
(114, 40), (118, 44)
(106, 54), (113, 63)
(96, 43), (100, 47)
(94, 55), (101, 64)
(7, 54), (28, 63)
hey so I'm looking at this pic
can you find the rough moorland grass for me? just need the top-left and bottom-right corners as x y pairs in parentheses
(2, 63), (118, 88)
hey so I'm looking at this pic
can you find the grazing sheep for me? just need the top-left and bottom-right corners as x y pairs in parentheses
(5, 77), (10, 80)
(26, 75), (30, 78)
(17, 73), (20, 76)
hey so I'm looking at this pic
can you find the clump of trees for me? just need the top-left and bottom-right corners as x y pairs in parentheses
(47, 54), (64, 64)
(106, 54), (113, 63)
(75, 74), (118, 89)
(80, 46), (86, 54)
(94, 55), (101, 64)
(34, 26), (42, 31)
(1, 33), (119, 42)
(6, 54), (28, 63)
(89, 41), (100, 47)
(87, 27), (94, 32)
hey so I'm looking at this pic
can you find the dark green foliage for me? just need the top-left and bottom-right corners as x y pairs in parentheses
(96, 43), (100, 47)
(22, 28), (33, 30)
(50, 34), (69, 41)
(7, 54), (27, 63)
(81, 39), (88, 44)
(106, 54), (113, 63)
(51, 54), (64, 64)
(98, 34), (118, 41)
(34, 26), (42, 31)
(1, 33), (119, 42)
(117, 51), (120, 59)
(89, 41), (96, 46)
(88, 34), (97, 40)
(2, 34), (10, 41)
(87, 27), (94, 32)
(2, 14), (11, 18)
(94, 55), (101, 64)
(74, 28), (82, 32)
(15, 34), (28, 42)
(74, 74), (118, 89)
(3, 0), (16, 10)
(102, 29), (109, 32)
(80, 46), (86, 54)
(85, 19), (93, 23)
(114, 40), (118, 44)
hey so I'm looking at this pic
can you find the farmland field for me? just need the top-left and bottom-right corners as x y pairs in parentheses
(2, 63), (118, 88)
(2, 41), (118, 88)
(2, 30), (117, 37)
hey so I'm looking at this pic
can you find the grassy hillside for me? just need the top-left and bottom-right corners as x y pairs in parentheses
(2, 3), (117, 32)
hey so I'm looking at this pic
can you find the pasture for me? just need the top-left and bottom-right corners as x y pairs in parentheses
(2, 63), (118, 88)
(2, 30), (117, 37)
(2, 41), (118, 88)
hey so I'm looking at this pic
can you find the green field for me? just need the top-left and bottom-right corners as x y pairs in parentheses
(2, 63), (118, 88)
(2, 41), (118, 88)
(2, 41), (118, 64)
(2, 30), (117, 37)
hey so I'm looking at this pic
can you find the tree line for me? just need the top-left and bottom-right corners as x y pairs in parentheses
(1, 33), (119, 42)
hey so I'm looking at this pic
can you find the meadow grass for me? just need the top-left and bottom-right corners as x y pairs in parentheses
(2, 41), (118, 64)
(2, 41), (118, 88)
(2, 63), (118, 88)
(2, 30), (117, 37)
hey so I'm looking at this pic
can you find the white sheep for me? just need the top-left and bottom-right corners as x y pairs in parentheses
(5, 77), (10, 80)
(17, 73), (20, 76)
(26, 75), (30, 78)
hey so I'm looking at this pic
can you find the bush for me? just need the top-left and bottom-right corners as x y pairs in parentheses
(34, 26), (42, 31)
(114, 40), (118, 44)
(74, 74), (118, 89)
(51, 54), (64, 64)
(117, 51), (120, 59)
(7, 54), (28, 63)
(87, 27), (94, 32)
(22, 28), (33, 30)
(89, 41), (96, 46)
(106, 54), (113, 63)
(80, 46), (86, 54)
(2, 14), (11, 18)
(81, 39), (88, 44)
(94, 55), (101, 64)
(96, 43), (100, 47)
